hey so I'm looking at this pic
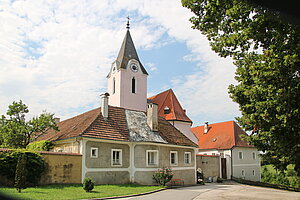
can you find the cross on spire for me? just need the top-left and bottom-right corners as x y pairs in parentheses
(126, 16), (130, 30)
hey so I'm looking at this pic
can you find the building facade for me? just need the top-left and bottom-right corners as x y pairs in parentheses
(191, 121), (261, 181)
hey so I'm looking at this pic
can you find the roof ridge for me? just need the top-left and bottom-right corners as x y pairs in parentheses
(169, 89), (176, 119)
(192, 120), (235, 128)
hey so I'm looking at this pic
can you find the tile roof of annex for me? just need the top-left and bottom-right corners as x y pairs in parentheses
(191, 121), (254, 150)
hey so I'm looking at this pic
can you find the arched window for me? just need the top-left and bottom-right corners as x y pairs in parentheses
(132, 77), (136, 93)
(113, 77), (116, 94)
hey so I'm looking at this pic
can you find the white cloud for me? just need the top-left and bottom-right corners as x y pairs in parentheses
(145, 62), (157, 72)
(0, 0), (240, 125)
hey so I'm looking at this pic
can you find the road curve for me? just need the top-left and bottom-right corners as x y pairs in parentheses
(116, 181), (300, 200)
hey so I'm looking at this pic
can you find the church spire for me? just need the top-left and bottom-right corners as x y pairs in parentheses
(106, 19), (148, 112)
(109, 20), (148, 76)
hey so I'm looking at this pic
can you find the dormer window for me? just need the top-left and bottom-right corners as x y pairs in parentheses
(164, 106), (170, 114)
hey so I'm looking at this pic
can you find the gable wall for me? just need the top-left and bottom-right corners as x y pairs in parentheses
(232, 147), (261, 181)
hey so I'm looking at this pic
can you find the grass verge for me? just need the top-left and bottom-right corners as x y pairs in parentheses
(0, 184), (165, 200)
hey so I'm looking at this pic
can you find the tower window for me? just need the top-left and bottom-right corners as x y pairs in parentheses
(132, 77), (136, 93)
(113, 77), (116, 94)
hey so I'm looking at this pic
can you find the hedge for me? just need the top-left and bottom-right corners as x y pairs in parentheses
(0, 149), (45, 186)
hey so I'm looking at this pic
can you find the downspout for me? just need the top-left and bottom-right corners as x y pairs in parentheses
(231, 148), (233, 179)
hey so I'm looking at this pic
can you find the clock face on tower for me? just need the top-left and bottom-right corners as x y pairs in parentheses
(130, 63), (139, 72)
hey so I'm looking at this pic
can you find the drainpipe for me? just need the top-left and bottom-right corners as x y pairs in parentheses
(231, 148), (233, 179)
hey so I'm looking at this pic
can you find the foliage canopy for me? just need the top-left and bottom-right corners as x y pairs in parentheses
(182, 0), (300, 174)
(0, 100), (58, 148)
(27, 140), (54, 151)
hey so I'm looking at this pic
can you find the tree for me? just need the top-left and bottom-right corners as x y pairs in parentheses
(182, 0), (300, 174)
(14, 153), (27, 192)
(0, 100), (59, 148)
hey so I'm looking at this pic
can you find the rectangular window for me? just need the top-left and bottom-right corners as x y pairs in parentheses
(146, 150), (158, 166)
(220, 153), (224, 157)
(111, 149), (122, 166)
(252, 169), (255, 176)
(252, 152), (256, 160)
(212, 153), (216, 156)
(91, 147), (98, 158)
(170, 151), (178, 165)
(184, 152), (191, 164)
(132, 77), (136, 93)
(239, 152), (243, 159)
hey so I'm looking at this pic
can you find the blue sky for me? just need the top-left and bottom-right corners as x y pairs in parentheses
(0, 0), (240, 127)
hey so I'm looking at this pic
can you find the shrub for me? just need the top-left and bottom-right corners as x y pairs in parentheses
(153, 167), (173, 186)
(0, 149), (45, 186)
(27, 140), (54, 151)
(83, 177), (94, 192)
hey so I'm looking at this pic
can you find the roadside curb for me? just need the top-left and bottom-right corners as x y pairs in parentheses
(85, 187), (168, 200)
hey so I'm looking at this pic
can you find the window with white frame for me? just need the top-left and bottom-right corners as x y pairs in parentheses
(184, 152), (191, 164)
(239, 151), (243, 159)
(111, 149), (122, 166)
(170, 151), (178, 165)
(146, 150), (158, 166)
(252, 152), (256, 160)
(91, 147), (98, 158)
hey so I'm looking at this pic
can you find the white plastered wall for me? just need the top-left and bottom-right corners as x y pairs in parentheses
(232, 147), (261, 181)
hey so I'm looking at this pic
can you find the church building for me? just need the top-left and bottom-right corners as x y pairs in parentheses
(37, 25), (198, 185)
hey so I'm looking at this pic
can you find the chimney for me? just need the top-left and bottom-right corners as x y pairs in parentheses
(54, 117), (60, 124)
(147, 103), (158, 131)
(204, 122), (209, 134)
(101, 92), (110, 120)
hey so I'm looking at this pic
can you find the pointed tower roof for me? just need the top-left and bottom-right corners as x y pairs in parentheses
(148, 89), (192, 123)
(114, 30), (148, 75)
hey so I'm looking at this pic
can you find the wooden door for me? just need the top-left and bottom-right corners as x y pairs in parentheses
(221, 158), (227, 179)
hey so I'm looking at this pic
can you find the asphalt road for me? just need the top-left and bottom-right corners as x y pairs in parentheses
(117, 181), (300, 200)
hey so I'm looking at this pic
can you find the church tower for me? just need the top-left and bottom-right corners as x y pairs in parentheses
(107, 22), (148, 112)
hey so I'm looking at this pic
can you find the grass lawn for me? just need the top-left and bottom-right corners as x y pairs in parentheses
(0, 184), (165, 200)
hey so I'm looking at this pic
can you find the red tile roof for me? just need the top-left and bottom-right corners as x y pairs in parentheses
(191, 121), (253, 150)
(37, 106), (196, 147)
(148, 89), (192, 123)
(36, 106), (129, 142)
